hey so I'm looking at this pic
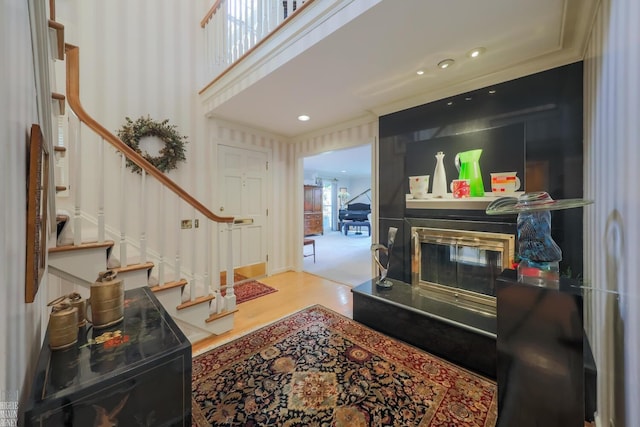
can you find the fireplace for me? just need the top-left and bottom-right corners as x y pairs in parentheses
(410, 220), (515, 316)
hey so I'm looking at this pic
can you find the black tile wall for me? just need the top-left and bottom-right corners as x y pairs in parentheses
(378, 62), (584, 281)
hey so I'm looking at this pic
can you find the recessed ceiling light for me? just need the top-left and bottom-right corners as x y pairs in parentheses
(468, 47), (486, 58)
(341, 170), (347, 173)
(438, 59), (455, 69)
(416, 70), (425, 75)
(465, 97), (472, 101)
(298, 115), (310, 121)
(489, 89), (497, 94)
(447, 101), (454, 106)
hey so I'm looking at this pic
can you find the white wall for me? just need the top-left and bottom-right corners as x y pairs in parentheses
(1, 0), (50, 411)
(583, 0), (640, 425)
(58, 0), (209, 211)
(347, 176), (372, 205)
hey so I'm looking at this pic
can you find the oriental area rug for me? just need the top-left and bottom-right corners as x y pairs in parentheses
(221, 278), (277, 305)
(192, 305), (497, 426)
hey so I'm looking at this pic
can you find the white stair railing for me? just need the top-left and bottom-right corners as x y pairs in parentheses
(201, 0), (310, 79)
(62, 44), (237, 327)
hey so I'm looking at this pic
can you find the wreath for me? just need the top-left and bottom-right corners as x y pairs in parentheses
(117, 116), (188, 174)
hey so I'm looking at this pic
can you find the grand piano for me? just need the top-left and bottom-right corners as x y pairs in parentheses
(339, 202), (371, 223)
(338, 188), (371, 235)
(339, 202), (371, 236)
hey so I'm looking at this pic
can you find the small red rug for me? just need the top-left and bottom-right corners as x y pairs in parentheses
(221, 279), (277, 305)
(192, 305), (497, 426)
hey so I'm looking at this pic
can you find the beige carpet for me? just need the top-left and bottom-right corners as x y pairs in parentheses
(303, 230), (373, 286)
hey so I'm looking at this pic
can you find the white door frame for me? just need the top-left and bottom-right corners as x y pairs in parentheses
(295, 137), (378, 275)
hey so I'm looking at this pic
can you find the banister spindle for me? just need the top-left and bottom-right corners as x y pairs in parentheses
(190, 207), (197, 302)
(270, 0), (278, 31)
(257, 0), (264, 43)
(225, 222), (236, 310)
(119, 154), (127, 265)
(244, 0), (249, 54)
(175, 194), (182, 284)
(70, 113), (82, 245)
(97, 137), (105, 242)
(229, 0), (235, 62)
(158, 186), (166, 286)
(205, 220), (213, 294)
(139, 170), (147, 262)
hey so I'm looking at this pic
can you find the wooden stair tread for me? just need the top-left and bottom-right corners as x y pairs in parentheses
(110, 262), (154, 274)
(150, 279), (188, 293)
(52, 92), (66, 115)
(54, 146), (66, 153)
(56, 185), (67, 192)
(49, 240), (114, 253)
(206, 308), (238, 323)
(47, 19), (64, 60)
(176, 294), (215, 310)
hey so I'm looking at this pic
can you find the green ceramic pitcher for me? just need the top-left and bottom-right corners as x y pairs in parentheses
(454, 149), (484, 197)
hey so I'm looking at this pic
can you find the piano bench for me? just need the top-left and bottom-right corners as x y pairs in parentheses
(343, 221), (371, 237)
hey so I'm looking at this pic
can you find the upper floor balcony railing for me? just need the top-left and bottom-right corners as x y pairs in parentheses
(201, 0), (310, 79)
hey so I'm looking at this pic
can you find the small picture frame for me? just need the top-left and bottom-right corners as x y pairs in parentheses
(25, 124), (49, 303)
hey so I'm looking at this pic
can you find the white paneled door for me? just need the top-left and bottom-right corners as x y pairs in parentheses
(217, 145), (268, 279)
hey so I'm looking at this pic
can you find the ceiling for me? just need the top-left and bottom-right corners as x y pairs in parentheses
(202, 0), (598, 138)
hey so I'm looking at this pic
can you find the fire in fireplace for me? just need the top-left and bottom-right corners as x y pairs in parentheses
(411, 222), (515, 316)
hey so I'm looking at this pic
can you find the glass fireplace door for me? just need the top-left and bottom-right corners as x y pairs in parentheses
(412, 228), (515, 314)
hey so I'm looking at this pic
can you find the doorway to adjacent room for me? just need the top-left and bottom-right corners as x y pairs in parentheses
(302, 144), (373, 286)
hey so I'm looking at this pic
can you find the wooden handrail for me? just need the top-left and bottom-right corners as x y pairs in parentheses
(64, 43), (234, 224)
(199, 0), (315, 94)
(201, 0), (224, 28)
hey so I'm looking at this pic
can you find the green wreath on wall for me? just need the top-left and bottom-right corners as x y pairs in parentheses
(117, 116), (188, 174)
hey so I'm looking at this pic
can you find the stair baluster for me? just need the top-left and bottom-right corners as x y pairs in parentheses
(118, 154), (128, 265)
(190, 207), (197, 302)
(70, 113), (82, 246)
(225, 222), (236, 310)
(174, 193), (182, 284)
(97, 137), (105, 242)
(139, 170), (147, 263)
(157, 186), (166, 286)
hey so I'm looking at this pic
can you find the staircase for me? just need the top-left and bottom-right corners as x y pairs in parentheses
(44, 5), (239, 343)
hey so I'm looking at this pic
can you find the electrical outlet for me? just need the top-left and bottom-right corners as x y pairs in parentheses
(181, 219), (192, 229)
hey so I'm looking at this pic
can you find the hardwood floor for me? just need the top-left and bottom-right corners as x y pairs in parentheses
(191, 271), (354, 355)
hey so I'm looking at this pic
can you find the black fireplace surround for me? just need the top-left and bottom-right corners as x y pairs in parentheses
(379, 62), (584, 284)
(352, 62), (592, 418)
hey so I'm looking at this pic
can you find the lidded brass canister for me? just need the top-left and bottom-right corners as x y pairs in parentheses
(67, 292), (87, 327)
(48, 303), (79, 350)
(89, 270), (124, 329)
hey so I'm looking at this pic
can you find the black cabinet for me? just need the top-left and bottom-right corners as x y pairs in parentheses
(24, 287), (191, 426)
(496, 269), (590, 426)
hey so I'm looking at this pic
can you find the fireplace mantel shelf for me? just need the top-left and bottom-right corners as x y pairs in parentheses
(406, 192), (524, 210)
